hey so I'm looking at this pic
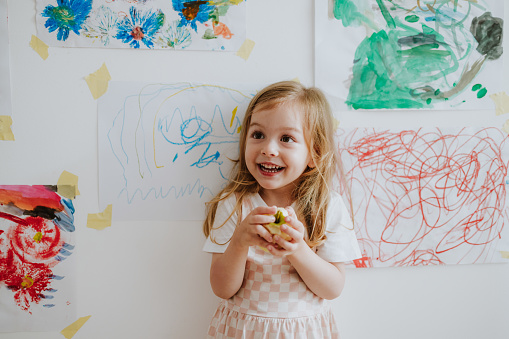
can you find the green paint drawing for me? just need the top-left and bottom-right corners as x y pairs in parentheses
(332, 0), (503, 110)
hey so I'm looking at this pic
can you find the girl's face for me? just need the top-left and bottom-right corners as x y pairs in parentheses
(245, 102), (314, 202)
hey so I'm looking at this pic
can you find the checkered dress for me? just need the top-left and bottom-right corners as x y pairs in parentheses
(203, 193), (361, 338)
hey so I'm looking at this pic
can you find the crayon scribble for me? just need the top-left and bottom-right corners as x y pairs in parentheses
(336, 128), (509, 267)
(100, 83), (256, 219)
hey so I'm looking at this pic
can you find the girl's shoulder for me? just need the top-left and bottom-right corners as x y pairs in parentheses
(317, 191), (362, 261)
(217, 191), (237, 206)
(216, 191), (259, 217)
(217, 191), (257, 204)
(326, 191), (352, 230)
(329, 190), (343, 202)
(328, 190), (348, 210)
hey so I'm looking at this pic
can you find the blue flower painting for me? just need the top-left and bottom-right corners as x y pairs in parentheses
(115, 6), (165, 48)
(36, 0), (246, 50)
(42, 0), (92, 41)
(172, 0), (214, 32)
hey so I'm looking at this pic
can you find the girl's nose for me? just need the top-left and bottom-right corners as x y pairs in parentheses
(261, 140), (278, 157)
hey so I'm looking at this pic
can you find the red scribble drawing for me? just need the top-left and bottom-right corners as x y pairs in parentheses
(336, 128), (509, 267)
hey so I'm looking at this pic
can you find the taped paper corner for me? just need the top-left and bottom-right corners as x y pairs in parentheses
(57, 170), (80, 199)
(0, 115), (15, 141)
(490, 92), (509, 116)
(60, 315), (91, 339)
(87, 204), (113, 230)
(236, 39), (255, 61)
(85, 63), (111, 100)
(29, 35), (49, 60)
(503, 120), (509, 134)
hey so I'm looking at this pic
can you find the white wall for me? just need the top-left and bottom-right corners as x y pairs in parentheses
(1, 1), (509, 338)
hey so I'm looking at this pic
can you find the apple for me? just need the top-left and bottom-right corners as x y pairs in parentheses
(263, 207), (291, 241)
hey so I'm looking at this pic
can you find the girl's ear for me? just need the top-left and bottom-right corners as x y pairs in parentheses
(307, 157), (316, 168)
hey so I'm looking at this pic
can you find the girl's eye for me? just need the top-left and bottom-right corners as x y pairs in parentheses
(281, 135), (294, 143)
(252, 131), (264, 139)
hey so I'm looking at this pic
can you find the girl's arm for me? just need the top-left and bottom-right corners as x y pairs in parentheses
(285, 242), (346, 300)
(266, 207), (346, 300)
(209, 245), (248, 300)
(209, 206), (277, 299)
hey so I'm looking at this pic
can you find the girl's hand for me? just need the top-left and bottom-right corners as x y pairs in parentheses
(231, 206), (278, 250)
(266, 206), (307, 257)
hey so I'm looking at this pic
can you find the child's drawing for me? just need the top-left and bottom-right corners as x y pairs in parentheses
(98, 82), (257, 220)
(0, 185), (76, 332)
(35, 0), (246, 51)
(336, 128), (509, 267)
(316, 0), (504, 110)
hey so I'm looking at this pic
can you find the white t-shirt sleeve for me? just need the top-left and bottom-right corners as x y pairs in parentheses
(315, 192), (362, 263)
(202, 195), (238, 253)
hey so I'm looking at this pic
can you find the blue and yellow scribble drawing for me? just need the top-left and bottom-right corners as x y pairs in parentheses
(99, 82), (256, 220)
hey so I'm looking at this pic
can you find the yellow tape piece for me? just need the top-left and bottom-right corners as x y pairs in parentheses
(236, 39), (255, 61)
(60, 315), (91, 339)
(503, 120), (509, 134)
(490, 92), (509, 116)
(87, 204), (113, 230)
(29, 35), (49, 60)
(57, 170), (80, 199)
(0, 115), (15, 141)
(85, 63), (111, 100)
(500, 251), (509, 259)
(333, 118), (340, 130)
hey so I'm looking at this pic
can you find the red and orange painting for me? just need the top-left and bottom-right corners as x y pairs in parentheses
(0, 185), (76, 331)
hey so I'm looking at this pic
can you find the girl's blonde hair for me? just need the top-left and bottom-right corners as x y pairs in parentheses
(203, 81), (339, 248)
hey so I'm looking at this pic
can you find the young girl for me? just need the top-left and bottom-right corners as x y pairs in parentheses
(202, 81), (361, 338)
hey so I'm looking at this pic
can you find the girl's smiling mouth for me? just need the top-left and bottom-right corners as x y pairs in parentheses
(258, 163), (284, 174)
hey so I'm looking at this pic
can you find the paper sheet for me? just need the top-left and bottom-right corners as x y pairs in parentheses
(98, 82), (258, 221)
(315, 0), (505, 111)
(336, 127), (509, 267)
(0, 185), (76, 332)
(35, 0), (246, 51)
